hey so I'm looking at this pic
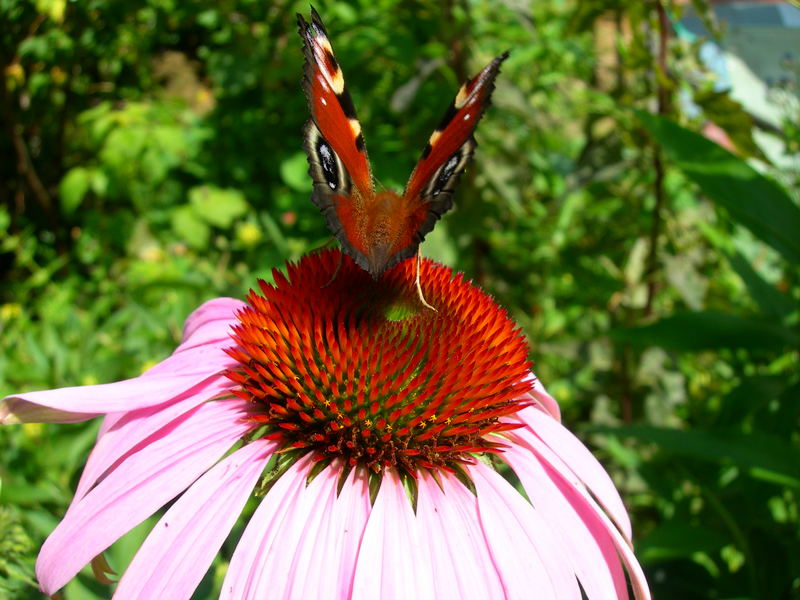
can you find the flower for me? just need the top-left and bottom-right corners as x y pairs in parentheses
(1, 250), (650, 599)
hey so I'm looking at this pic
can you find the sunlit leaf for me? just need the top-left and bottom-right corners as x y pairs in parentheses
(59, 167), (91, 214)
(171, 205), (210, 248)
(188, 186), (249, 229)
(280, 152), (311, 192)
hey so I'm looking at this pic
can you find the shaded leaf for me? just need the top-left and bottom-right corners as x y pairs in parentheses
(717, 375), (788, 427)
(590, 425), (800, 488)
(638, 522), (727, 563)
(610, 311), (798, 351)
(637, 111), (800, 264)
(727, 252), (796, 320)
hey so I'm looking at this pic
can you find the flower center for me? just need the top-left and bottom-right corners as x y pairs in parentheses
(226, 250), (532, 477)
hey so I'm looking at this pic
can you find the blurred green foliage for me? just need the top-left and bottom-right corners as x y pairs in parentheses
(1, 0), (798, 598)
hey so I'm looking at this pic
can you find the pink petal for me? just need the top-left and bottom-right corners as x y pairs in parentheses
(175, 317), (237, 353)
(113, 438), (275, 600)
(509, 425), (650, 600)
(554, 467), (650, 600)
(516, 405), (632, 539)
(1, 363), (229, 425)
(141, 342), (235, 379)
(351, 470), (436, 599)
(282, 465), (371, 599)
(181, 297), (244, 345)
(470, 462), (581, 599)
(221, 455), (315, 599)
(501, 442), (623, 599)
(415, 470), (506, 598)
(523, 372), (561, 421)
(36, 398), (254, 595)
(73, 374), (234, 501)
(2, 298), (242, 426)
(223, 459), (372, 600)
(97, 412), (122, 438)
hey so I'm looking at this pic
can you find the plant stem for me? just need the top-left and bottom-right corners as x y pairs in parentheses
(644, 0), (671, 316)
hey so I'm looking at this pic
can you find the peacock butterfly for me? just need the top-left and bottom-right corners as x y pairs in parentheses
(298, 8), (507, 279)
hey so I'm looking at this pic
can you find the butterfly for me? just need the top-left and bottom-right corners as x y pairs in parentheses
(298, 8), (508, 280)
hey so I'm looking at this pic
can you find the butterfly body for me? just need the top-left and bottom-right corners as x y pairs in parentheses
(298, 9), (507, 279)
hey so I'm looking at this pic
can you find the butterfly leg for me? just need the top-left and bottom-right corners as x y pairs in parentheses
(415, 248), (437, 312)
(322, 249), (344, 288)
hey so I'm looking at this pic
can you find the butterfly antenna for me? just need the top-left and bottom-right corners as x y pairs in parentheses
(322, 250), (344, 288)
(415, 248), (437, 311)
(373, 175), (388, 192)
(310, 236), (337, 252)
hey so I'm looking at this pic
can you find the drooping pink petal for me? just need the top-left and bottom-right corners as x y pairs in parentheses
(501, 442), (624, 599)
(73, 374), (235, 502)
(351, 470), (436, 598)
(36, 398), (254, 595)
(2, 299), (242, 426)
(113, 438), (275, 600)
(180, 297), (245, 346)
(510, 423), (650, 600)
(516, 405), (632, 539)
(470, 461), (581, 599)
(221, 456), (314, 599)
(415, 470), (506, 598)
(1, 365), (228, 425)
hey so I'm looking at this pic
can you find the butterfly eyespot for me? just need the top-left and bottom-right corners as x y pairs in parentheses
(432, 152), (462, 197)
(316, 138), (339, 190)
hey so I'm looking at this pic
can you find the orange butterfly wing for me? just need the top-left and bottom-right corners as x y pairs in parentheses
(299, 9), (507, 278)
(398, 53), (509, 261)
(298, 9), (377, 270)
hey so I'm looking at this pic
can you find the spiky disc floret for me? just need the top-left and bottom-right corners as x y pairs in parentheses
(225, 250), (533, 477)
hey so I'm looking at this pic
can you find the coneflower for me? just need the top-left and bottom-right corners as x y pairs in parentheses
(1, 250), (649, 599)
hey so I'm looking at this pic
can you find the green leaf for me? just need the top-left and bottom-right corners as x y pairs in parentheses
(280, 152), (311, 192)
(590, 425), (800, 488)
(59, 167), (91, 214)
(171, 205), (210, 248)
(639, 522), (727, 563)
(693, 88), (767, 161)
(188, 185), (249, 229)
(718, 375), (788, 427)
(610, 311), (798, 351)
(35, 0), (66, 22)
(636, 111), (800, 264)
(727, 252), (796, 319)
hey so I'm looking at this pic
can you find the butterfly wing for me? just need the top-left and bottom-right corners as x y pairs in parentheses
(396, 52), (509, 262)
(298, 9), (375, 266)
